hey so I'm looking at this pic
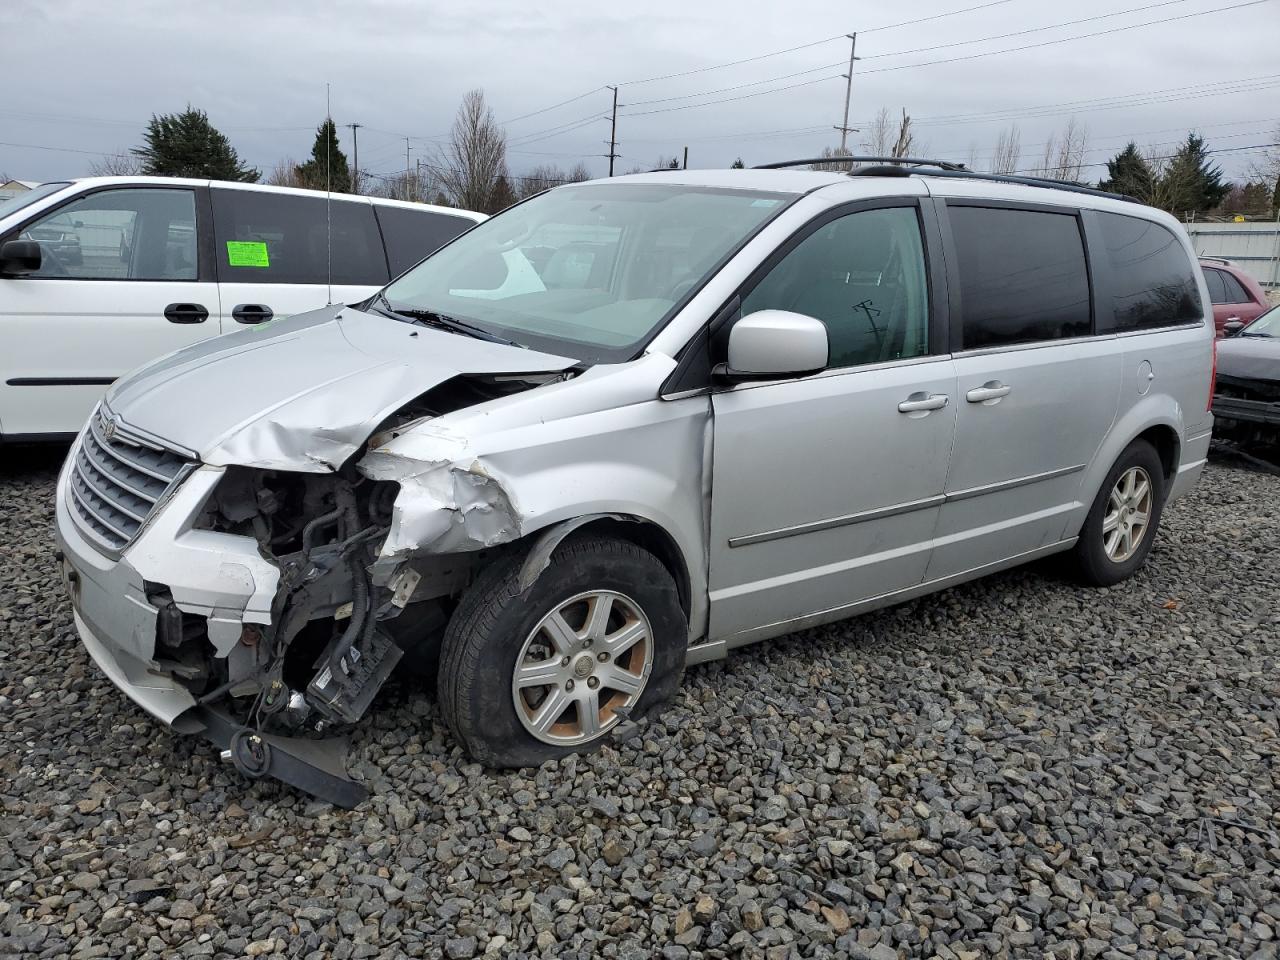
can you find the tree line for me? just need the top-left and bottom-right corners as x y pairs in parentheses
(89, 97), (1280, 221)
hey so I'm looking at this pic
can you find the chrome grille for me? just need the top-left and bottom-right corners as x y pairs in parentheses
(68, 410), (195, 554)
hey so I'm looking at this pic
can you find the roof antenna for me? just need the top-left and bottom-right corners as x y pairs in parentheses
(325, 81), (333, 307)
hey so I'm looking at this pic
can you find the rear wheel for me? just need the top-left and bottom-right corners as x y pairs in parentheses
(438, 535), (686, 767)
(1068, 439), (1167, 586)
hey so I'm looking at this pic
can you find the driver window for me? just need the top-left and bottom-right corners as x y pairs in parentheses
(17, 188), (197, 281)
(741, 206), (930, 368)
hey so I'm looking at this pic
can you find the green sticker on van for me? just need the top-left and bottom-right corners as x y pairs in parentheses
(226, 240), (270, 268)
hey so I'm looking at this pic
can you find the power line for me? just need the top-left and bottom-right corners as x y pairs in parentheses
(617, 0), (1017, 86)
(624, 75), (846, 118)
(501, 87), (607, 125)
(852, 0), (1275, 77)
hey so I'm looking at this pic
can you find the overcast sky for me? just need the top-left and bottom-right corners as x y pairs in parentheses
(2, 0), (1277, 187)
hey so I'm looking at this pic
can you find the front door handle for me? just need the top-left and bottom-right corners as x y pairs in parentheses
(898, 392), (949, 414)
(164, 302), (208, 324)
(232, 303), (274, 324)
(966, 381), (1012, 404)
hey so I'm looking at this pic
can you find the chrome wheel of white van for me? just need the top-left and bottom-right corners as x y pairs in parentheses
(511, 590), (653, 746)
(1103, 466), (1153, 563)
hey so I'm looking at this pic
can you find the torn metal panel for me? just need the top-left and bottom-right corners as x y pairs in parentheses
(105, 306), (575, 471)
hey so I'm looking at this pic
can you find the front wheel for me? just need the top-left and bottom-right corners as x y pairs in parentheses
(437, 535), (687, 767)
(1067, 439), (1167, 587)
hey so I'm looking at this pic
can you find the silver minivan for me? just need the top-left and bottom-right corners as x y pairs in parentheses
(55, 163), (1215, 804)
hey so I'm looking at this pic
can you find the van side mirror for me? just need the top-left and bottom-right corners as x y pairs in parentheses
(1222, 319), (1246, 336)
(719, 310), (829, 379)
(0, 239), (41, 277)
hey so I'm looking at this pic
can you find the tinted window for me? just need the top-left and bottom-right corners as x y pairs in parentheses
(17, 188), (196, 281)
(212, 189), (386, 285)
(375, 205), (475, 277)
(1094, 212), (1202, 331)
(950, 206), (1091, 349)
(743, 206), (930, 368)
(1220, 271), (1250, 304)
(1202, 267), (1228, 305)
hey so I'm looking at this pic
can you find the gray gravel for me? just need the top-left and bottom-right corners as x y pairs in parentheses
(2, 448), (1278, 960)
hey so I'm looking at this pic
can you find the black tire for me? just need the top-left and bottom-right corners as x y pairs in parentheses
(1067, 439), (1167, 587)
(437, 535), (687, 767)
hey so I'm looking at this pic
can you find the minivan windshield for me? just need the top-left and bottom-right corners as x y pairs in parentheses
(380, 183), (793, 362)
(0, 182), (70, 222)
(1241, 304), (1279, 337)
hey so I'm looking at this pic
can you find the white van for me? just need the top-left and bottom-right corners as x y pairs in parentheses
(0, 177), (483, 440)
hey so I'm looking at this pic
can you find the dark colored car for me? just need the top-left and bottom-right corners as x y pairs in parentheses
(1199, 257), (1269, 335)
(1213, 303), (1280, 444)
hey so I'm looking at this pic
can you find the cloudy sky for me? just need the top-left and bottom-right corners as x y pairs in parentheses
(2, 0), (1277, 187)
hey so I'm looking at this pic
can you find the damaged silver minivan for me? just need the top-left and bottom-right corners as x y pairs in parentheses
(56, 163), (1215, 804)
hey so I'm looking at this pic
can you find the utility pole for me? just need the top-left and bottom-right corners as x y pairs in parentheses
(415, 158), (423, 203)
(607, 86), (619, 177)
(404, 137), (412, 199)
(345, 122), (361, 194)
(835, 33), (860, 152)
(682, 146), (688, 169)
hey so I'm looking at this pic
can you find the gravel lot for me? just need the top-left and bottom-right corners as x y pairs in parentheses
(1, 449), (1277, 960)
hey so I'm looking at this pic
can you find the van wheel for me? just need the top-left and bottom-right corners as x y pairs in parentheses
(1068, 439), (1167, 587)
(437, 535), (686, 767)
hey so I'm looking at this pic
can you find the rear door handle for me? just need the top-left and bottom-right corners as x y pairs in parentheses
(164, 302), (208, 324)
(966, 381), (1012, 404)
(898, 392), (949, 414)
(232, 303), (274, 324)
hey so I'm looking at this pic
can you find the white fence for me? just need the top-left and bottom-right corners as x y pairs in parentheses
(1183, 220), (1280, 295)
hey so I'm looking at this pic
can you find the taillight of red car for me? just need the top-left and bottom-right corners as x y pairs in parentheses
(1208, 333), (1218, 412)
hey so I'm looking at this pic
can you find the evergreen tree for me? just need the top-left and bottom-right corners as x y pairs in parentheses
(295, 119), (351, 193)
(134, 106), (259, 181)
(1098, 142), (1153, 199)
(1162, 133), (1228, 216)
(731, 158), (745, 169)
(488, 174), (516, 214)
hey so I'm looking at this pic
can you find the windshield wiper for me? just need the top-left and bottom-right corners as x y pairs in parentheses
(369, 292), (522, 347)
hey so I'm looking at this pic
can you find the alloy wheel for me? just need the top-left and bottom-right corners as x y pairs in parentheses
(511, 590), (653, 745)
(1103, 466), (1153, 563)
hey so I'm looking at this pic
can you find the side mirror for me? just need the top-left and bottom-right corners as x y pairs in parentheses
(0, 239), (41, 277)
(1223, 319), (1246, 336)
(722, 310), (829, 379)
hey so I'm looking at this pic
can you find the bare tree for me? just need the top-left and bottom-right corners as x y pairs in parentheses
(861, 108), (895, 157)
(965, 142), (980, 171)
(437, 89), (509, 214)
(265, 157), (304, 188)
(890, 109), (918, 159)
(1035, 118), (1089, 181)
(88, 152), (144, 176)
(990, 125), (1021, 174)
(808, 146), (854, 173)
(516, 162), (591, 200)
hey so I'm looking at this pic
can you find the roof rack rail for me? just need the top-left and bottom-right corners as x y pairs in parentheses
(751, 156), (1140, 204)
(754, 156), (968, 172)
(907, 167), (1140, 203)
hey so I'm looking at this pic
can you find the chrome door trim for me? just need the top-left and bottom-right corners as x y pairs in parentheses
(727, 494), (945, 548)
(728, 463), (1086, 548)
(945, 462), (1085, 503)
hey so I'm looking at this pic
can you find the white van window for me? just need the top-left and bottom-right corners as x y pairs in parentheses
(1095, 212), (1201, 331)
(17, 188), (197, 281)
(374, 206), (476, 277)
(950, 205), (1091, 349)
(211, 189), (386, 286)
(742, 206), (930, 368)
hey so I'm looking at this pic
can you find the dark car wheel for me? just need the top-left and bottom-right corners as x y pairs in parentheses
(1068, 439), (1167, 587)
(438, 535), (686, 767)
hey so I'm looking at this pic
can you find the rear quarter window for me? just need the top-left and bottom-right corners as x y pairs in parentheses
(1095, 212), (1202, 331)
(374, 205), (476, 278)
(949, 205), (1092, 349)
(212, 189), (387, 286)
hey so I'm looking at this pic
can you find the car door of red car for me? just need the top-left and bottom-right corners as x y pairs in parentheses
(1204, 266), (1266, 333)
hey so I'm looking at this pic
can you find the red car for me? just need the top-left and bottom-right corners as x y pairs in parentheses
(1199, 257), (1270, 335)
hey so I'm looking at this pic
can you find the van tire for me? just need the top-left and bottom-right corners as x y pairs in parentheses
(437, 535), (686, 768)
(1068, 439), (1167, 587)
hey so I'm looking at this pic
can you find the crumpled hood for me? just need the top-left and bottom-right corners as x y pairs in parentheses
(105, 305), (576, 471)
(1216, 335), (1280, 384)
